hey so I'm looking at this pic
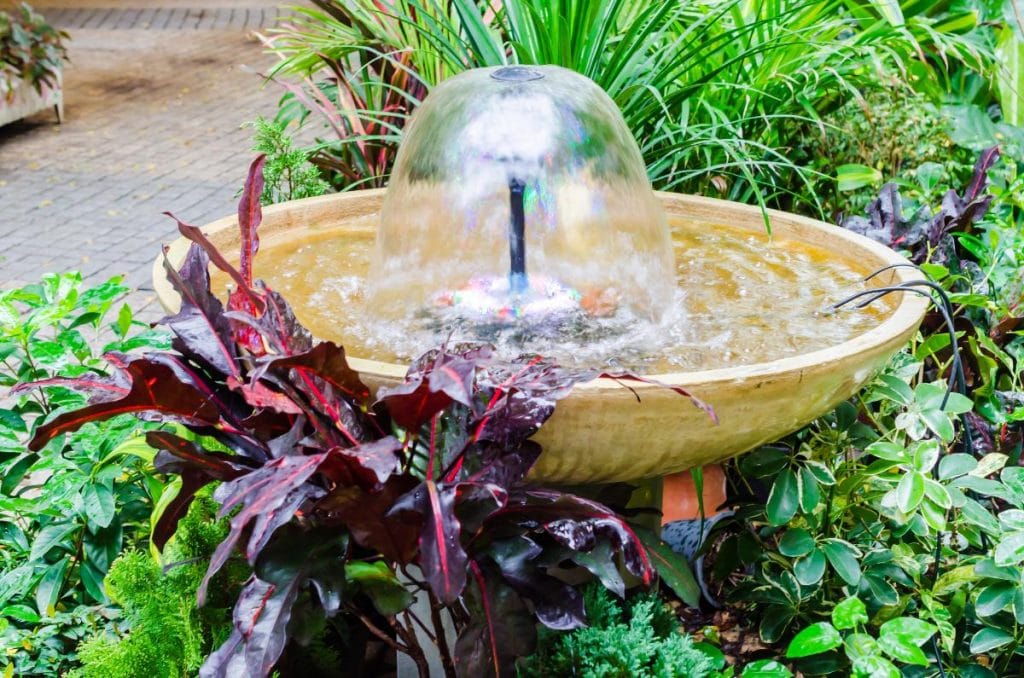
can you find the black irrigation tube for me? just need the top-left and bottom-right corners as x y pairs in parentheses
(830, 267), (983, 678)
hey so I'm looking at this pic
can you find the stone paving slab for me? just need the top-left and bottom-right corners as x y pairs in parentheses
(42, 5), (290, 30)
(0, 3), (304, 322)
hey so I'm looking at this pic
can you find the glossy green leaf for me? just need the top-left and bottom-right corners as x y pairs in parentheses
(741, 659), (793, 677)
(0, 409), (26, 434)
(345, 561), (413, 616)
(786, 622), (842, 658)
(864, 574), (898, 606)
(740, 446), (790, 478)
(920, 498), (947, 532)
(976, 582), (1016, 616)
(969, 627), (1015, 654)
(34, 559), (68, 618)
(836, 163), (881, 192)
(1, 454), (37, 495)
(82, 483), (116, 528)
(997, 26), (1024, 127)
(999, 509), (1024, 532)
(822, 539), (862, 586)
(937, 454), (974, 481)
(794, 548), (826, 586)
(961, 498), (1003, 536)
(844, 631), (880, 661)
(994, 530), (1024, 567)
(896, 471), (925, 513)
(878, 634), (928, 665)
(759, 607), (796, 644)
(920, 408), (954, 442)
(802, 460), (835, 486)
(872, 375), (913, 405)
(779, 528), (815, 557)
(79, 561), (107, 602)
(879, 617), (937, 647)
(767, 468), (799, 526)
(1001, 467), (1024, 503)
(798, 467), (820, 512)
(832, 596), (867, 630)
(911, 441), (940, 474)
(29, 523), (79, 562)
(1, 604), (40, 624)
(976, 556), (1020, 580)
(865, 441), (908, 463)
(922, 478), (951, 509)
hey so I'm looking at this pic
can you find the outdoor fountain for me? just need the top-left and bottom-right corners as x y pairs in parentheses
(153, 65), (927, 488)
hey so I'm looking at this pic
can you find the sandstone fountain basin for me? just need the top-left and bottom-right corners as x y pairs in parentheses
(152, 190), (928, 483)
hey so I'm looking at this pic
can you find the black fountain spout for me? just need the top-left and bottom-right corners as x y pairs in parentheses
(508, 177), (527, 295)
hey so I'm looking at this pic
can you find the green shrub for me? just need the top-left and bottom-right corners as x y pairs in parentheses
(795, 89), (978, 216)
(0, 274), (170, 676)
(246, 115), (329, 205)
(265, 0), (995, 213)
(74, 494), (237, 678)
(518, 585), (714, 678)
(0, 2), (68, 101)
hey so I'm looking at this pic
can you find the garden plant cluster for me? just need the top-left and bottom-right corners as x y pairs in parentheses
(0, 2), (66, 104)
(1, 0), (1024, 677)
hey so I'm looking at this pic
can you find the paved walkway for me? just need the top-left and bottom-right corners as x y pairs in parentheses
(0, 2), (304, 321)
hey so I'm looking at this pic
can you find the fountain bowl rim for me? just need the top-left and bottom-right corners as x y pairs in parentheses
(151, 189), (929, 392)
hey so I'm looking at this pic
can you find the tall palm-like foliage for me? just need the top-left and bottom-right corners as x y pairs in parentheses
(265, 0), (993, 212)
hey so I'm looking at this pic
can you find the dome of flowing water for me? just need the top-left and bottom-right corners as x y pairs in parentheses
(367, 65), (678, 363)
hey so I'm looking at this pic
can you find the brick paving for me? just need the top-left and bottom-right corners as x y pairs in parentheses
(0, 3), (305, 321)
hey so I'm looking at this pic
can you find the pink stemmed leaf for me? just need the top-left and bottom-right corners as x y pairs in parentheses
(27, 355), (220, 451)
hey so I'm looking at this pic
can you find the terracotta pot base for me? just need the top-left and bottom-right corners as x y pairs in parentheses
(661, 464), (728, 523)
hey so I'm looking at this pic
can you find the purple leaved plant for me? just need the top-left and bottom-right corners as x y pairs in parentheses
(842, 146), (1000, 267)
(22, 156), (710, 677)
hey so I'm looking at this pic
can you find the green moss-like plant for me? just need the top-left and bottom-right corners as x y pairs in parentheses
(518, 586), (714, 678)
(73, 493), (238, 678)
(247, 115), (330, 205)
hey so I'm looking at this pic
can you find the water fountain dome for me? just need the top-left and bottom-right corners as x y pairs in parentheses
(371, 65), (674, 337)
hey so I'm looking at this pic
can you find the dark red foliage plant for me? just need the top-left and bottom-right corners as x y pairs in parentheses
(24, 156), (710, 678)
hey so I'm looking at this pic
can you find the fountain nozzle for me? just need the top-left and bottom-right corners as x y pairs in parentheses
(508, 178), (527, 294)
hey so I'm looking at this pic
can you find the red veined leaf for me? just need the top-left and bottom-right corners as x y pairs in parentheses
(147, 431), (247, 481)
(11, 374), (129, 402)
(161, 244), (241, 378)
(454, 562), (537, 678)
(319, 437), (402, 490)
(226, 376), (303, 415)
(497, 489), (654, 586)
(316, 475), (421, 563)
(390, 479), (467, 603)
(237, 154), (265, 289)
(201, 528), (347, 677)
(28, 357), (219, 451)
(152, 469), (212, 551)
(198, 453), (327, 604)
(378, 376), (456, 431)
(486, 535), (586, 631)
(266, 341), (370, 403)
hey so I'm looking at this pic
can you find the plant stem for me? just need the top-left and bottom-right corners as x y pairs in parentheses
(350, 605), (408, 655)
(428, 590), (457, 678)
(395, 611), (431, 678)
